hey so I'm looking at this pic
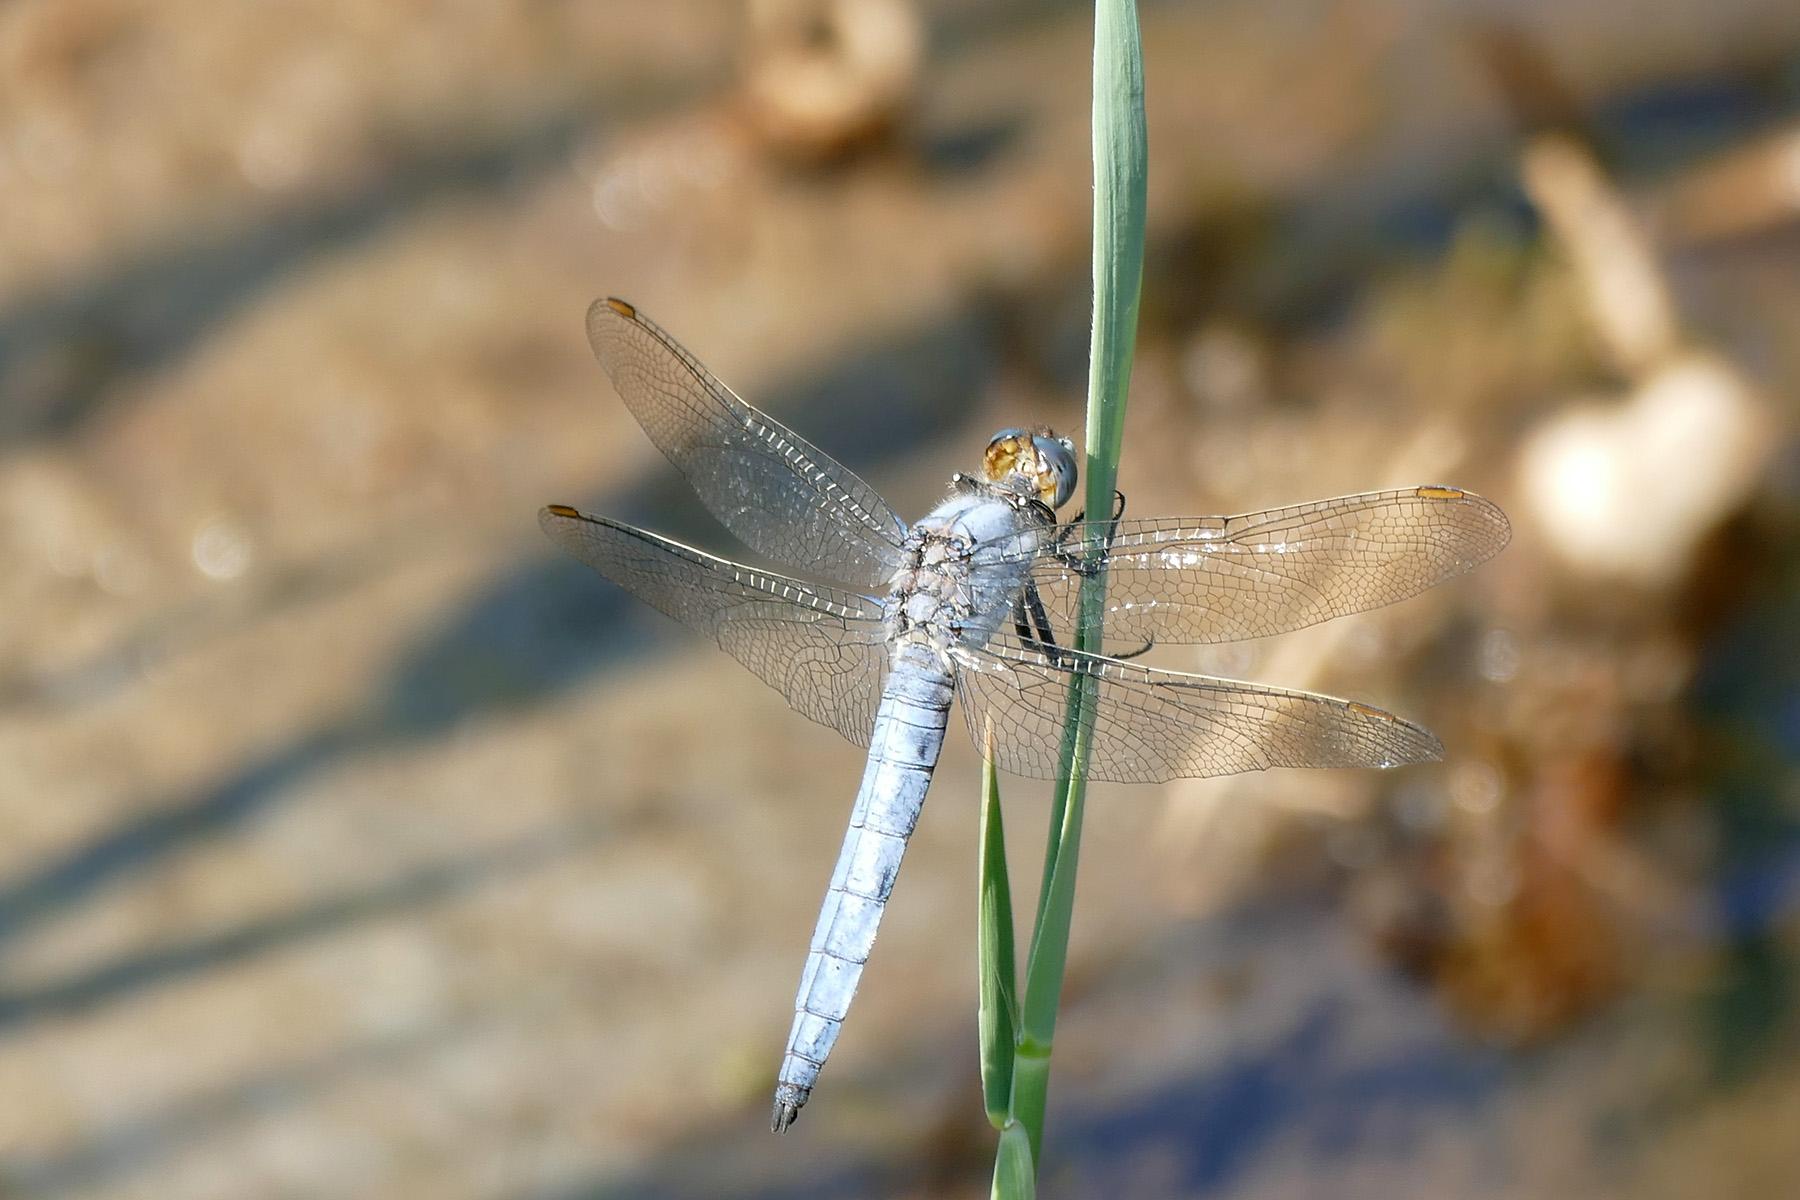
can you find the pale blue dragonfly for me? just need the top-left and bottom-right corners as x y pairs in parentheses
(541, 298), (1510, 1132)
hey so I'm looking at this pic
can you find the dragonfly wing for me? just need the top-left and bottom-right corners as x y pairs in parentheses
(952, 632), (1441, 784)
(1017, 487), (1509, 649)
(541, 505), (889, 747)
(588, 298), (908, 589)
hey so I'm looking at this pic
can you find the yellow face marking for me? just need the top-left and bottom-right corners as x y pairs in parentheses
(545, 504), (582, 519)
(1415, 485), (1466, 501)
(604, 297), (637, 319)
(983, 436), (1024, 484)
(983, 434), (1061, 505)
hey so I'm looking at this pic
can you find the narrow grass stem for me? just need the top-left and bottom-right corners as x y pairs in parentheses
(994, 0), (1146, 1178)
(990, 1120), (1037, 1199)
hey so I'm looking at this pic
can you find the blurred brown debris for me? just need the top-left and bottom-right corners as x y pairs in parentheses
(1395, 124), (1782, 1044)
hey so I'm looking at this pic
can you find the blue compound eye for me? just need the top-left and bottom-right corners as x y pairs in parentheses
(1032, 434), (1079, 508)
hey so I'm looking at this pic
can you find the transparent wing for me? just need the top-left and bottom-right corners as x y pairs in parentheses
(1007, 487), (1509, 650)
(952, 632), (1442, 784)
(541, 505), (889, 746)
(588, 298), (907, 588)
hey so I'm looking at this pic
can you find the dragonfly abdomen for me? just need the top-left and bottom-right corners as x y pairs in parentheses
(772, 643), (952, 1132)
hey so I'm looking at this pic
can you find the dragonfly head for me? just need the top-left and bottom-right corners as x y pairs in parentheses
(983, 427), (1078, 509)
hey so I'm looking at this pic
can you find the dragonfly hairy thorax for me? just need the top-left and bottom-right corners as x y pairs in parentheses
(885, 436), (1072, 660)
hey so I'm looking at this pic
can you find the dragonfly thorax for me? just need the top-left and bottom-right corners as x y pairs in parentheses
(885, 529), (974, 645)
(884, 487), (1050, 654)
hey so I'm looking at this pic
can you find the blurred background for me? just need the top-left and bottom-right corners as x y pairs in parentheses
(2, 1), (1798, 1196)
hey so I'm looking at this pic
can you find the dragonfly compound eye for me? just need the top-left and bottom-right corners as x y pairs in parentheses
(1032, 433), (1078, 508)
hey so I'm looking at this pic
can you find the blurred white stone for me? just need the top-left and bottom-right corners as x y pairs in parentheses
(742, 0), (923, 161)
(1451, 759), (1503, 815)
(192, 515), (255, 582)
(1518, 352), (1772, 585)
(1523, 134), (1774, 586)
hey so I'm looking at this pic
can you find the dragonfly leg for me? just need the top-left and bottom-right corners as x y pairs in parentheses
(1014, 584), (1072, 667)
(1051, 489), (1128, 577)
(1021, 583), (1152, 661)
(1059, 488), (1127, 532)
(1011, 602), (1036, 648)
(1108, 634), (1156, 661)
(1043, 490), (1152, 657)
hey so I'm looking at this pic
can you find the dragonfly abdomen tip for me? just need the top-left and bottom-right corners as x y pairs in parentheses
(771, 1095), (806, 1133)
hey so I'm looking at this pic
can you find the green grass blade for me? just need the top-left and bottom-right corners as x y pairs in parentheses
(1081, 0), (1145, 513)
(978, 736), (1018, 1129)
(1007, 0), (1146, 1173)
(990, 1122), (1037, 1200)
(1030, 0), (1147, 924)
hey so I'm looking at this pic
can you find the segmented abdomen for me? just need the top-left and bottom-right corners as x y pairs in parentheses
(772, 641), (952, 1131)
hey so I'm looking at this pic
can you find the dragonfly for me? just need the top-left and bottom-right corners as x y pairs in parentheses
(541, 297), (1510, 1133)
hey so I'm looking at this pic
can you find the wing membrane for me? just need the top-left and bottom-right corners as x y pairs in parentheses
(588, 298), (907, 588)
(541, 505), (889, 746)
(1012, 487), (1509, 649)
(953, 632), (1442, 784)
